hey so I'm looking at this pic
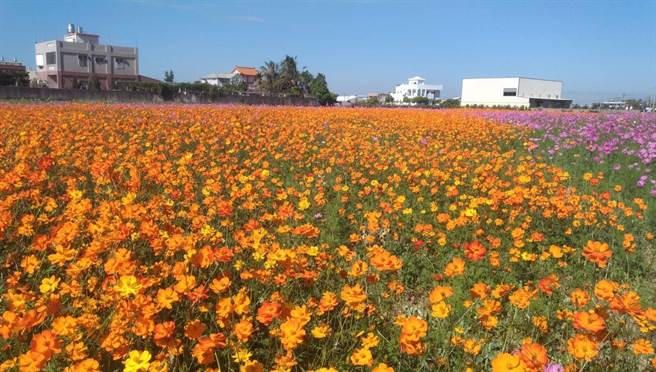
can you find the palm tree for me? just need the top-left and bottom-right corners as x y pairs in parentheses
(257, 61), (279, 94)
(279, 55), (299, 93)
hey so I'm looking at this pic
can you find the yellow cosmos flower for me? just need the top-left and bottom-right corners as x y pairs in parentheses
(39, 276), (60, 294)
(114, 275), (141, 297)
(431, 301), (451, 319)
(123, 350), (151, 372)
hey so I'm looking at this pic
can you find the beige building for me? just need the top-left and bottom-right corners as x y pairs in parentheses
(34, 24), (143, 90)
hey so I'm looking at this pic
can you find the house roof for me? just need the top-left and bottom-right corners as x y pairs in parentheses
(138, 75), (161, 83)
(233, 66), (258, 76)
(408, 76), (425, 81)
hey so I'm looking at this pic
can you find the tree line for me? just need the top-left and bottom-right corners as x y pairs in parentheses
(158, 55), (337, 105)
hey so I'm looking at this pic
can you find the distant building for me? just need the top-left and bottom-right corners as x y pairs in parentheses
(200, 72), (237, 87)
(600, 101), (627, 110)
(460, 77), (572, 108)
(0, 59), (28, 86)
(232, 66), (258, 88)
(34, 24), (149, 90)
(391, 76), (442, 103)
(336, 95), (367, 105)
(200, 66), (258, 90)
(0, 59), (27, 74)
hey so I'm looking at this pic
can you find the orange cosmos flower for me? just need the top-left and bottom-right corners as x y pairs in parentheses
(573, 310), (606, 333)
(18, 350), (46, 372)
(491, 352), (526, 372)
(537, 274), (559, 296)
(518, 342), (548, 371)
(509, 288), (534, 309)
(279, 317), (306, 351)
(372, 363), (394, 372)
(184, 320), (206, 340)
(232, 288), (251, 315)
(396, 316), (428, 356)
(593, 279), (619, 302)
(464, 240), (487, 261)
(429, 285), (454, 304)
(30, 330), (62, 360)
(234, 318), (254, 343)
(444, 257), (465, 277)
(209, 276), (232, 294)
(610, 291), (642, 314)
(569, 289), (590, 308)
(582, 240), (612, 268)
(369, 248), (402, 271)
(256, 301), (282, 326)
(360, 332), (379, 349)
(340, 283), (367, 309)
(156, 288), (179, 309)
(350, 347), (373, 366)
(567, 334), (598, 361)
(192, 333), (227, 365)
(318, 291), (339, 314)
(470, 282), (489, 299)
(310, 324), (331, 339)
(631, 339), (654, 355)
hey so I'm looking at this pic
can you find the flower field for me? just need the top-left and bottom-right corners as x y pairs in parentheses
(0, 104), (654, 371)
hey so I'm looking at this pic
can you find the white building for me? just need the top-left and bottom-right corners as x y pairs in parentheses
(336, 95), (367, 105)
(391, 76), (442, 103)
(199, 72), (237, 86)
(460, 77), (572, 108)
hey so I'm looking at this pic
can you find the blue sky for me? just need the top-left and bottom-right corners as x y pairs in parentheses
(0, 0), (654, 103)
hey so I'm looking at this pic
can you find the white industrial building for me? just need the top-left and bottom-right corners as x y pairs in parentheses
(460, 77), (571, 108)
(391, 76), (442, 103)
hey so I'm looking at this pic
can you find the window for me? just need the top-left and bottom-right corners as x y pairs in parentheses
(95, 56), (107, 64)
(115, 57), (128, 70)
(503, 88), (517, 96)
(46, 52), (56, 65)
(78, 55), (88, 67)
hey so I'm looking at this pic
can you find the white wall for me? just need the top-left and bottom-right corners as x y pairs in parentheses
(461, 78), (529, 107)
(517, 78), (562, 99)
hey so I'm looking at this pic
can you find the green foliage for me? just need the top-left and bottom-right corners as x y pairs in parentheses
(440, 98), (461, 108)
(256, 56), (337, 105)
(0, 71), (29, 87)
(309, 73), (337, 106)
(164, 70), (175, 83)
(258, 61), (280, 94)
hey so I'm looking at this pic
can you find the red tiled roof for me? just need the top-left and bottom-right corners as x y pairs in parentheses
(233, 66), (258, 76)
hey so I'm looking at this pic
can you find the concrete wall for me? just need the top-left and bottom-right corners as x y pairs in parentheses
(0, 86), (161, 102)
(0, 86), (318, 106)
(461, 78), (530, 107)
